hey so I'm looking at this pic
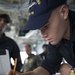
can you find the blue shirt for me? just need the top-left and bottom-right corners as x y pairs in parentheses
(41, 10), (75, 75)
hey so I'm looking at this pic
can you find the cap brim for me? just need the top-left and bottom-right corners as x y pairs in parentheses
(23, 10), (52, 30)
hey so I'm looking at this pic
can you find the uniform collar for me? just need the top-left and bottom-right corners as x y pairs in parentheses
(69, 10), (75, 41)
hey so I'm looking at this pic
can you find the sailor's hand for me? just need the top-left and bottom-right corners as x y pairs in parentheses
(6, 70), (23, 75)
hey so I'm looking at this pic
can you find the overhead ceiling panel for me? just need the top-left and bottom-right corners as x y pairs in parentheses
(0, 0), (28, 4)
(0, 0), (29, 11)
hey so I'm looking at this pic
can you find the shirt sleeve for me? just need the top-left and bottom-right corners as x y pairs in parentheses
(10, 40), (23, 72)
(41, 43), (63, 75)
(35, 55), (42, 67)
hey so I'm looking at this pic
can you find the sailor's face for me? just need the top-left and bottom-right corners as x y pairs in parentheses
(0, 18), (7, 31)
(40, 6), (69, 45)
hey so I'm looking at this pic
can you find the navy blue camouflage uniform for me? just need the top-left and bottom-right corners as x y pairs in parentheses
(41, 10), (75, 75)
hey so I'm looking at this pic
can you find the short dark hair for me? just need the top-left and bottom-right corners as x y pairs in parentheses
(0, 14), (11, 23)
(25, 44), (31, 48)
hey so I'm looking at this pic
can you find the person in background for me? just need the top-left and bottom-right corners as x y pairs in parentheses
(20, 44), (41, 72)
(7, 0), (75, 75)
(40, 44), (48, 61)
(0, 14), (22, 72)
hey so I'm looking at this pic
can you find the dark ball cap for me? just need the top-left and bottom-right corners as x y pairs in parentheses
(23, 0), (67, 30)
(0, 14), (11, 23)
